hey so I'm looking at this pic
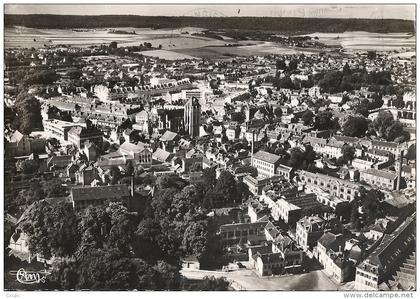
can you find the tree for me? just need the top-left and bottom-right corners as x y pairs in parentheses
(385, 121), (405, 142)
(301, 110), (314, 126)
(18, 200), (80, 259)
(341, 144), (356, 164)
(15, 95), (43, 134)
(109, 166), (122, 184)
(22, 70), (59, 86)
(214, 170), (240, 204)
(354, 99), (370, 117)
(274, 107), (283, 118)
(314, 111), (338, 130)
(289, 148), (304, 168)
(202, 168), (217, 190)
(367, 51), (376, 60)
(350, 187), (385, 230)
(126, 161), (134, 176)
(67, 69), (83, 80)
(276, 59), (286, 70)
(109, 41), (118, 49)
(406, 144), (416, 160)
(156, 174), (187, 190)
(182, 221), (209, 259)
(371, 110), (408, 141)
(288, 59), (298, 71)
(19, 159), (39, 174)
(343, 62), (351, 75)
(342, 116), (369, 137)
(44, 178), (67, 198)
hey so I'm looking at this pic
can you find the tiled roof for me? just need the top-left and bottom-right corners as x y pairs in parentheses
(253, 150), (281, 164)
(361, 169), (398, 180)
(160, 130), (179, 142)
(71, 185), (130, 202)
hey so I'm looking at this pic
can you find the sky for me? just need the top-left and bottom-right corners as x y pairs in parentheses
(4, 4), (416, 20)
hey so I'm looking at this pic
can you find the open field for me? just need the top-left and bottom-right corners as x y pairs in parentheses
(300, 31), (415, 52)
(5, 27), (416, 60)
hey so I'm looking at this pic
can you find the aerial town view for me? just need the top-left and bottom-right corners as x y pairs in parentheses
(3, 4), (417, 294)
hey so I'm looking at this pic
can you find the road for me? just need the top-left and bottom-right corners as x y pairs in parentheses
(181, 268), (340, 291)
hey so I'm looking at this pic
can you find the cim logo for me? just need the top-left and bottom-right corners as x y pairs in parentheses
(13, 268), (51, 285)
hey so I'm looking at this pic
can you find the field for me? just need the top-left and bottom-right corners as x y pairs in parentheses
(5, 26), (416, 60)
(300, 31), (415, 53)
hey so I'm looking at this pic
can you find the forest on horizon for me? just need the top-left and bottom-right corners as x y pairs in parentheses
(5, 14), (416, 34)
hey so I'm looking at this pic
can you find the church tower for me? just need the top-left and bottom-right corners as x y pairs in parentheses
(184, 97), (201, 138)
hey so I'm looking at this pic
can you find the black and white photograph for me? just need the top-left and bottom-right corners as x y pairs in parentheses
(2, 2), (417, 294)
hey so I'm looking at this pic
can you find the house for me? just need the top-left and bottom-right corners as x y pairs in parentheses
(242, 175), (282, 195)
(182, 255), (200, 270)
(43, 119), (81, 142)
(355, 213), (415, 290)
(371, 140), (400, 156)
(47, 155), (73, 169)
(269, 191), (325, 224)
(276, 164), (294, 181)
(153, 148), (174, 163)
(9, 230), (31, 259)
(160, 130), (180, 152)
(252, 150), (281, 178)
(219, 221), (268, 247)
(5, 130), (32, 157)
(297, 170), (361, 202)
(247, 199), (270, 223)
(83, 141), (99, 161)
(119, 141), (152, 168)
(295, 215), (326, 251)
(315, 232), (355, 283)
(75, 165), (99, 186)
(254, 252), (284, 276)
(360, 168), (398, 191)
(68, 126), (103, 149)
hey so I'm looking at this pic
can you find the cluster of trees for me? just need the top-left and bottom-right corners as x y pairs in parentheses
(21, 70), (59, 87)
(313, 111), (340, 131)
(289, 145), (317, 171)
(350, 187), (385, 230)
(315, 66), (394, 94)
(12, 171), (237, 290)
(13, 92), (43, 134)
(6, 14), (414, 33)
(18, 199), (181, 290)
(201, 169), (250, 209)
(342, 115), (370, 137)
(10, 177), (67, 212)
(371, 110), (409, 142)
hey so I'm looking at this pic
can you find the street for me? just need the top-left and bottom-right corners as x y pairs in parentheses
(181, 268), (341, 291)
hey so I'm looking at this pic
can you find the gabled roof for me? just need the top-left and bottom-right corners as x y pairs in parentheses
(153, 148), (172, 162)
(160, 130), (179, 142)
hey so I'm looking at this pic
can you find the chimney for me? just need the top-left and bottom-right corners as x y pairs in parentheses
(251, 131), (255, 163)
(396, 149), (404, 191)
(130, 175), (135, 197)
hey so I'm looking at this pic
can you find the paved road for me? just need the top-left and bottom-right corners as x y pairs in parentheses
(181, 268), (340, 291)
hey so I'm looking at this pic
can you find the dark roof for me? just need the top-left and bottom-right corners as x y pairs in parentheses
(71, 185), (130, 202)
(372, 140), (399, 149)
(362, 213), (415, 270)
